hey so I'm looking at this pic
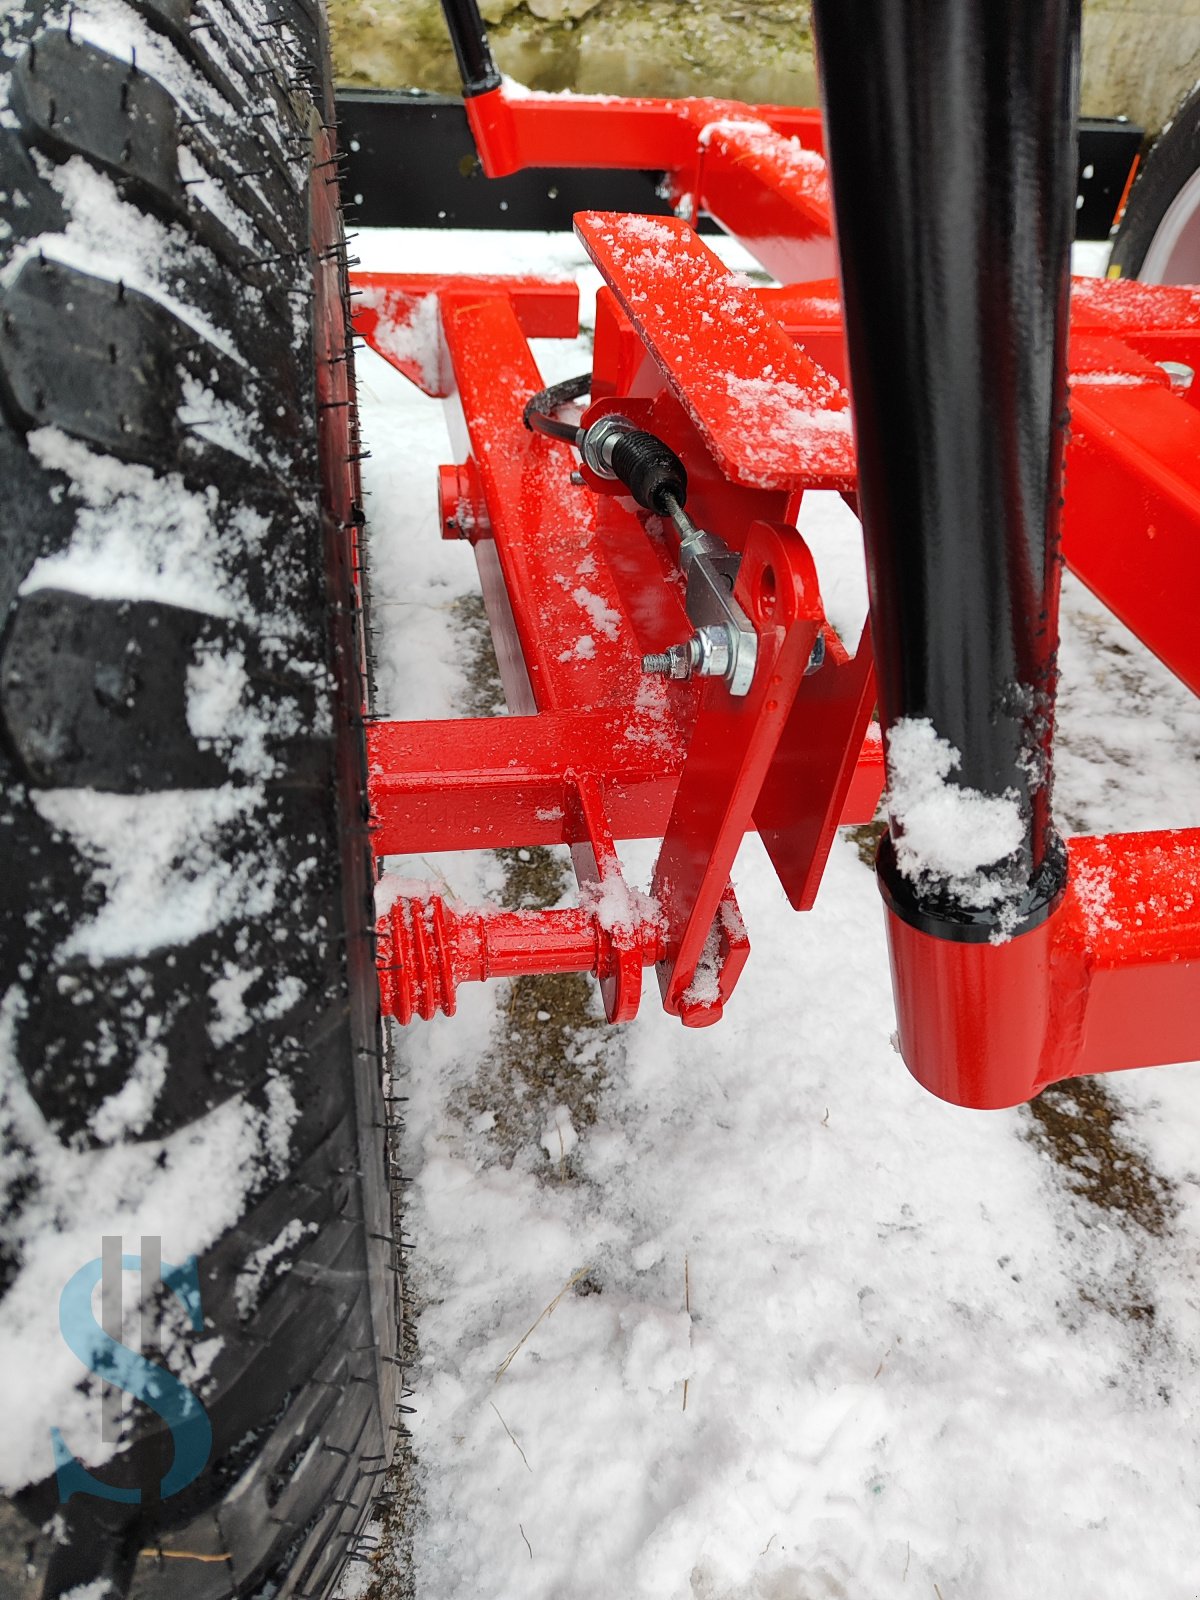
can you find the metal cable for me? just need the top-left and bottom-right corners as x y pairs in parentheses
(522, 371), (591, 445)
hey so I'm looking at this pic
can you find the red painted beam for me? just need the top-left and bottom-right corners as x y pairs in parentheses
(367, 708), (678, 855)
(463, 85), (824, 179)
(439, 290), (661, 713)
(367, 712), (884, 857)
(699, 121), (837, 285)
(351, 273), (579, 396)
(1064, 380), (1200, 696)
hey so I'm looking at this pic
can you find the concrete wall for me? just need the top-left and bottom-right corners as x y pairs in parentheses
(1081, 1), (1200, 135)
(331, 0), (1200, 138)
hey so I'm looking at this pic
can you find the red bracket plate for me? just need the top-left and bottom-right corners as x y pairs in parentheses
(575, 212), (857, 492)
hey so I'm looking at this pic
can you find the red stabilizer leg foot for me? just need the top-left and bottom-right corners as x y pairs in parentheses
(884, 907), (1061, 1111)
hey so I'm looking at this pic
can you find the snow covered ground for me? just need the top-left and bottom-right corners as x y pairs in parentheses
(349, 226), (1200, 1600)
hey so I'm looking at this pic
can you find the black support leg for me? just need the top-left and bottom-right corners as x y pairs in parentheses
(811, 0), (1080, 940)
(440, 0), (501, 97)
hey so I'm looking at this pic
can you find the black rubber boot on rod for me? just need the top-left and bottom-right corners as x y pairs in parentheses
(440, 0), (502, 96)
(811, 0), (1079, 941)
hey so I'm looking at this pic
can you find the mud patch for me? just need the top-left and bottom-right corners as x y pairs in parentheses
(345, 1026), (421, 1600)
(351, 1425), (419, 1600)
(1025, 1076), (1176, 1331)
(462, 844), (611, 1180)
(451, 592), (508, 720)
(843, 817), (886, 869)
(1028, 1077), (1173, 1236)
(451, 593), (614, 1179)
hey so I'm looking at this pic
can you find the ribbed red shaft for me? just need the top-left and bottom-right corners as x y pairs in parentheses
(375, 893), (663, 1024)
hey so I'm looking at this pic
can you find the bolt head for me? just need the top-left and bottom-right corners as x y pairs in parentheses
(1159, 360), (1195, 393)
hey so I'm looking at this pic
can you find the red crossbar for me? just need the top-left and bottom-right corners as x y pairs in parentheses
(463, 87), (824, 180)
(351, 273), (579, 397)
(366, 714), (883, 857)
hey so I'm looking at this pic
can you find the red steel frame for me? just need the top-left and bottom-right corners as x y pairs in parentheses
(356, 86), (1200, 1109)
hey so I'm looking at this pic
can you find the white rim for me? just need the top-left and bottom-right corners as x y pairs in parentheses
(1139, 162), (1200, 283)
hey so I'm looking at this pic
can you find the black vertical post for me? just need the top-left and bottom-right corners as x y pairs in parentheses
(441, 0), (502, 96)
(811, 1), (1079, 939)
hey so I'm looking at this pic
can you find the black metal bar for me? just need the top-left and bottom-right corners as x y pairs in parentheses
(335, 91), (1136, 240)
(334, 93), (707, 232)
(811, 0), (1080, 939)
(439, 0), (501, 97)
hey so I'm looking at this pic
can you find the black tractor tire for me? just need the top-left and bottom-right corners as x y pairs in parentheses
(1110, 83), (1200, 283)
(0, 1), (397, 1596)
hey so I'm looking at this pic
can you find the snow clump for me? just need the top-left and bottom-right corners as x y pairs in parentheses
(885, 717), (1025, 907)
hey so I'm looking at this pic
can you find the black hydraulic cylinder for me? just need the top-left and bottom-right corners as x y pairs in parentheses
(810, 0), (1079, 940)
(440, 0), (502, 96)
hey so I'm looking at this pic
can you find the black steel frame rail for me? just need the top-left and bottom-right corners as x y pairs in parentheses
(334, 90), (1139, 243)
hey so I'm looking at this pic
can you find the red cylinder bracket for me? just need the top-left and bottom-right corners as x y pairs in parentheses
(886, 828), (1200, 1108)
(884, 906), (1063, 1110)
